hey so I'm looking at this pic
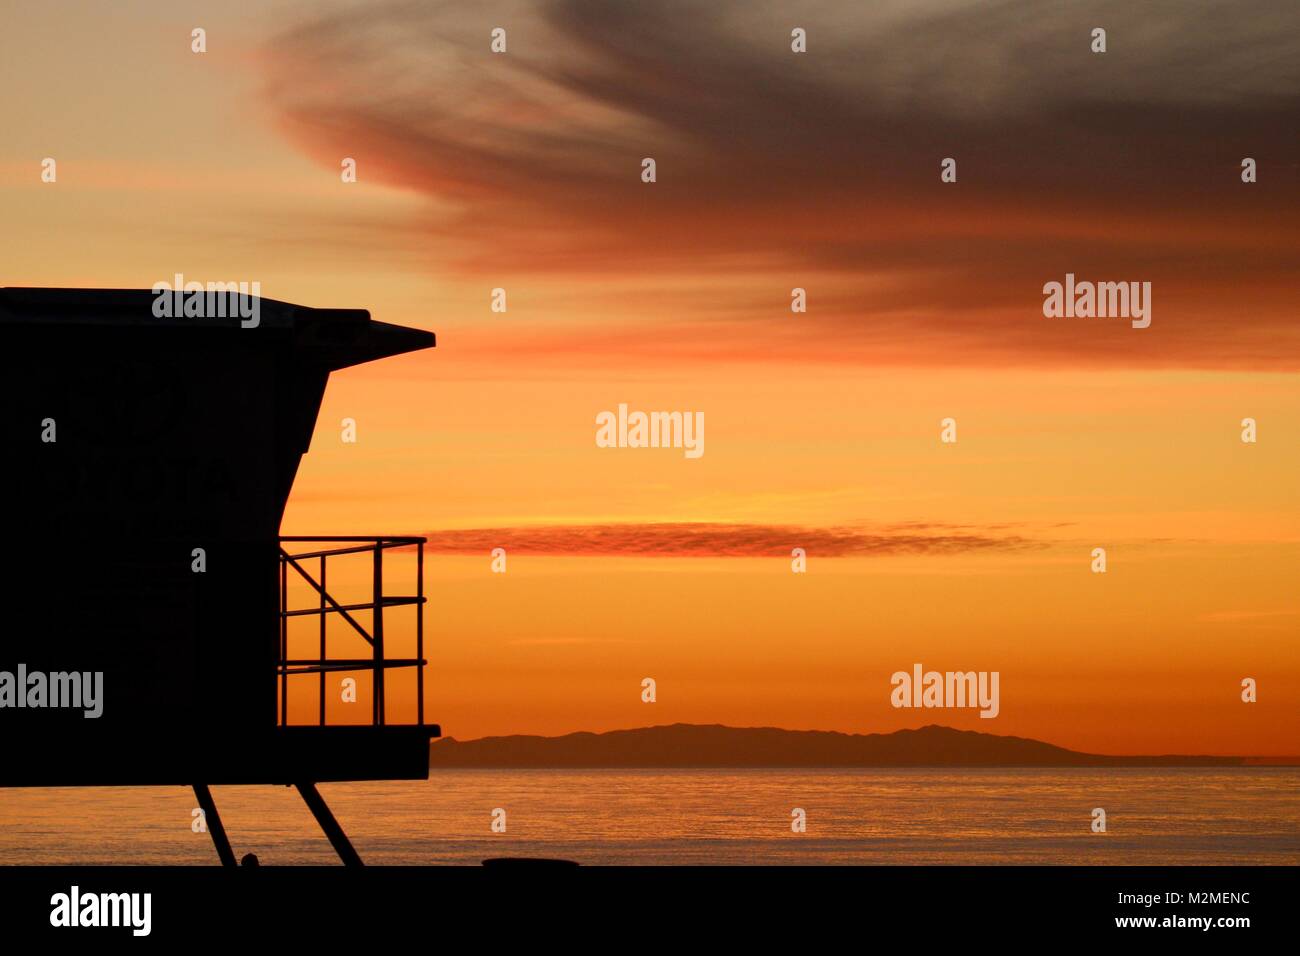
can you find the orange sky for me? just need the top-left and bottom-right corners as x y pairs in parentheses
(2, 1), (1297, 754)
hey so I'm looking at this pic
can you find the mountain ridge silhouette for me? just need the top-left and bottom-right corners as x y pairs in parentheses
(429, 723), (1296, 768)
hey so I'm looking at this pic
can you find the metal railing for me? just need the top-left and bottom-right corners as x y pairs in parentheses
(278, 536), (426, 727)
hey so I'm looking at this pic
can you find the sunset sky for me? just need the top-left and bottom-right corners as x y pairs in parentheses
(2, 0), (1297, 755)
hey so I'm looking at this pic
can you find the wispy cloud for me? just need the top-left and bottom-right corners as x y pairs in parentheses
(260, 0), (1300, 368)
(419, 521), (1044, 557)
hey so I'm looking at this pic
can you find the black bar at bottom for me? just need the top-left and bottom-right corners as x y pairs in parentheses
(2, 865), (1284, 942)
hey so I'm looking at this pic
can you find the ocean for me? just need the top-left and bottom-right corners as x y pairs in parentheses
(2, 768), (1297, 865)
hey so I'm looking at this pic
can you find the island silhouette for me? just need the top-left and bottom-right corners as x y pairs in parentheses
(429, 724), (1297, 769)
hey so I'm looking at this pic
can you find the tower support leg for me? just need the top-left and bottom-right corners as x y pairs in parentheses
(192, 784), (237, 868)
(295, 782), (364, 866)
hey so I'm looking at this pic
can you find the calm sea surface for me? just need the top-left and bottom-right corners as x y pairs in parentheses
(2, 769), (1297, 865)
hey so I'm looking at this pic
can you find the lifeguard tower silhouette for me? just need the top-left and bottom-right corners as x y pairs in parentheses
(0, 287), (437, 866)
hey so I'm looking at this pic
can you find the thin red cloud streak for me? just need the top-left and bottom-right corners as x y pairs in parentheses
(417, 522), (1045, 558)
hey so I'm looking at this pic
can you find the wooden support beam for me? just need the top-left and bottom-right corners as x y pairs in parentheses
(296, 782), (363, 867)
(192, 784), (237, 868)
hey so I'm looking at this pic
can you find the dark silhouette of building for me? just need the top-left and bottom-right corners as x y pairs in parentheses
(0, 287), (438, 864)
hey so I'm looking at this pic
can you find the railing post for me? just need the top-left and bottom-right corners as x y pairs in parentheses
(416, 541), (425, 727)
(319, 554), (327, 726)
(279, 552), (288, 727)
(373, 541), (385, 726)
